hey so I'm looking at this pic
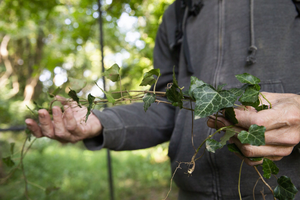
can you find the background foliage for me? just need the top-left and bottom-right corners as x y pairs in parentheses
(0, 0), (176, 199)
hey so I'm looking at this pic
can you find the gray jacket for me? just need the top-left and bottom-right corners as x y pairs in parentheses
(85, 0), (300, 199)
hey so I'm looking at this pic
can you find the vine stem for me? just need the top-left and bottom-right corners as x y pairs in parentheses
(260, 92), (272, 108)
(253, 166), (276, 200)
(238, 159), (244, 200)
(20, 136), (30, 199)
(188, 125), (233, 174)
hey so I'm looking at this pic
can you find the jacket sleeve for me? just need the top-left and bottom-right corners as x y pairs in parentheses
(84, 4), (178, 151)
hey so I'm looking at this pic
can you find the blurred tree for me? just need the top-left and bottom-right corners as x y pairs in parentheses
(0, 0), (172, 125)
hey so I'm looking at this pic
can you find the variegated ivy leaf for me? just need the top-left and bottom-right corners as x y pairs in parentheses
(103, 64), (120, 82)
(139, 69), (160, 86)
(220, 128), (236, 145)
(274, 176), (298, 200)
(238, 124), (266, 146)
(239, 85), (260, 104)
(206, 139), (223, 153)
(235, 73), (261, 85)
(143, 93), (156, 112)
(193, 85), (237, 119)
(188, 76), (206, 99)
(224, 107), (238, 125)
(262, 158), (279, 179)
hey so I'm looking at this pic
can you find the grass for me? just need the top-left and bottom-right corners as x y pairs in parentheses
(0, 133), (178, 200)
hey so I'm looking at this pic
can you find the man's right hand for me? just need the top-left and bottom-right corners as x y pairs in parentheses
(25, 97), (102, 143)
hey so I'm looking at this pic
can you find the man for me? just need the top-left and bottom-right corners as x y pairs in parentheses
(25, 0), (300, 199)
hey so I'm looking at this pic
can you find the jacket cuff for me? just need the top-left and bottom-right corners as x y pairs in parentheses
(83, 109), (125, 151)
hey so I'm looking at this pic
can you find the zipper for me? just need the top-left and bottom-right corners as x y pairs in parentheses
(210, 0), (225, 199)
(213, 0), (225, 88)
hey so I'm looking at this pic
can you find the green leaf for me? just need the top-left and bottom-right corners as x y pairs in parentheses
(239, 85), (260, 104)
(220, 128), (236, 145)
(49, 87), (61, 98)
(10, 143), (15, 155)
(25, 128), (32, 142)
(274, 176), (298, 200)
(238, 124), (266, 146)
(68, 89), (82, 108)
(188, 76), (205, 99)
(262, 158), (279, 179)
(2, 156), (15, 167)
(255, 104), (269, 111)
(139, 69), (160, 86)
(206, 139), (223, 153)
(227, 144), (263, 161)
(103, 64), (120, 82)
(224, 107), (238, 125)
(228, 87), (245, 98)
(217, 84), (227, 92)
(85, 94), (95, 122)
(69, 77), (87, 92)
(227, 143), (243, 155)
(143, 93), (156, 112)
(166, 84), (183, 108)
(45, 186), (60, 195)
(235, 73), (261, 85)
(193, 85), (237, 119)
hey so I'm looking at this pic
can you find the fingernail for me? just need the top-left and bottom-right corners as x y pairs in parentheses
(39, 113), (45, 118)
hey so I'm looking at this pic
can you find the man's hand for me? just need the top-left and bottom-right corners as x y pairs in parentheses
(25, 96), (102, 143)
(207, 92), (300, 165)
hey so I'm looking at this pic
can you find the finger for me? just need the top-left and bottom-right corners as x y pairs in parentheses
(231, 136), (294, 158)
(234, 107), (289, 130)
(25, 118), (43, 138)
(63, 105), (82, 137)
(38, 109), (55, 138)
(51, 106), (72, 140)
(264, 125), (300, 146)
(207, 115), (232, 129)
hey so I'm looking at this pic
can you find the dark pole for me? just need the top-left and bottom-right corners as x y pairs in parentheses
(97, 1), (115, 200)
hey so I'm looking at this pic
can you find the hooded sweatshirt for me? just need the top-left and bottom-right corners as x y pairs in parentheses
(84, 0), (300, 199)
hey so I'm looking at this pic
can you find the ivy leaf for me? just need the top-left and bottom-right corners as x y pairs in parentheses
(227, 144), (262, 161)
(255, 104), (269, 111)
(228, 87), (245, 98)
(227, 143), (243, 155)
(85, 94), (95, 122)
(166, 67), (184, 108)
(45, 186), (60, 195)
(2, 156), (15, 167)
(220, 128), (236, 145)
(274, 176), (298, 200)
(217, 84), (227, 92)
(235, 73), (261, 85)
(188, 76), (205, 99)
(95, 82), (115, 104)
(224, 107), (238, 125)
(68, 89), (82, 108)
(239, 85), (260, 104)
(166, 84), (183, 108)
(103, 64), (120, 82)
(143, 93), (156, 112)
(262, 158), (279, 179)
(49, 87), (61, 98)
(69, 77), (87, 92)
(193, 85), (237, 119)
(206, 139), (223, 153)
(238, 124), (266, 146)
(139, 69), (160, 86)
